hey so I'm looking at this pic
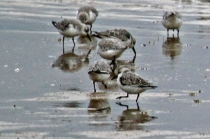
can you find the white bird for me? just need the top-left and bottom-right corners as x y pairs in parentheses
(88, 60), (112, 92)
(93, 29), (136, 61)
(162, 11), (183, 36)
(116, 68), (157, 102)
(97, 38), (127, 65)
(52, 19), (91, 53)
(77, 6), (98, 33)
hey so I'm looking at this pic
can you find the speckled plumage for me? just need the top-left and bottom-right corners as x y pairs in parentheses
(89, 60), (112, 73)
(93, 29), (136, 59)
(88, 60), (112, 92)
(93, 29), (136, 47)
(98, 38), (127, 51)
(97, 38), (127, 61)
(120, 72), (154, 87)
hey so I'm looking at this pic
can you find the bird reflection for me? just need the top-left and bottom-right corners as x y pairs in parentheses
(97, 72), (119, 91)
(115, 59), (135, 72)
(175, 0), (193, 5)
(88, 92), (111, 115)
(162, 36), (182, 60)
(116, 102), (157, 131)
(52, 49), (91, 73)
(77, 35), (97, 50)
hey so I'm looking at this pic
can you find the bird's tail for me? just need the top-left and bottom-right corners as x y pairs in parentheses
(151, 85), (158, 89)
(91, 31), (103, 39)
(52, 21), (58, 29)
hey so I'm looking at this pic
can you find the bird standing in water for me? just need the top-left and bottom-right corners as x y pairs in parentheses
(162, 11), (183, 36)
(52, 19), (91, 53)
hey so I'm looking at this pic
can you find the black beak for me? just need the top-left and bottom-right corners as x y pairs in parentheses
(87, 33), (91, 41)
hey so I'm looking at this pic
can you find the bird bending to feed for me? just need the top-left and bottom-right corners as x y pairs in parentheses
(162, 11), (183, 36)
(52, 19), (91, 53)
(97, 38), (127, 66)
(116, 68), (157, 102)
(93, 28), (136, 62)
(88, 60), (112, 92)
(77, 6), (98, 33)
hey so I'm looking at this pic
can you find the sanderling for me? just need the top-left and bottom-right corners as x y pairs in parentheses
(77, 6), (98, 33)
(52, 19), (91, 53)
(116, 68), (157, 102)
(88, 60), (112, 92)
(162, 11), (183, 36)
(97, 38), (127, 66)
(93, 28), (136, 61)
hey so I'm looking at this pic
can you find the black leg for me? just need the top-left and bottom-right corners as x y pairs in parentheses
(90, 25), (92, 34)
(173, 29), (174, 32)
(132, 54), (136, 63)
(132, 47), (136, 63)
(63, 36), (65, 54)
(132, 47), (136, 55)
(72, 37), (75, 52)
(93, 81), (96, 92)
(116, 102), (129, 109)
(136, 93), (140, 102)
(116, 93), (129, 100)
(167, 29), (169, 36)
(110, 56), (116, 67)
(102, 81), (107, 89)
(136, 102), (140, 110)
(177, 29), (179, 36)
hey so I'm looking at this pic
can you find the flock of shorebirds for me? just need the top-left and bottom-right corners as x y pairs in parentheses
(52, 6), (183, 102)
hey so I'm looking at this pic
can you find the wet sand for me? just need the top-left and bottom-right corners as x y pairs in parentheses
(0, 0), (210, 138)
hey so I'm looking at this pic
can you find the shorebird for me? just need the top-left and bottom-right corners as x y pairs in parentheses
(116, 68), (157, 102)
(77, 6), (98, 33)
(88, 60), (112, 92)
(52, 19), (91, 53)
(162, 11), (183, 36)
(97, 38), (127, 66)
(93, 29), (136, 62)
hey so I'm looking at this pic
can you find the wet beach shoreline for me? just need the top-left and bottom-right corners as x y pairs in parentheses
(0, 0), (210, 138)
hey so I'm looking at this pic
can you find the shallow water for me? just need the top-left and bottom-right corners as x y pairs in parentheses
(0, 0), (210, 138)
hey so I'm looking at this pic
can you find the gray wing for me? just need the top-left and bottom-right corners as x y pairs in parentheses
(120, 73), (155, 87)
(89, 60), (112, 73)
(52, 19), (71, 31)
(174, 11), (182, 19)
(98, 38), (127, 51)
(78, 6), (98, 16)
(163, 11), (170, 20)
(94, 29), (131, 41)
(163, 11), (182, 20)
(53, 19), (82, 31)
